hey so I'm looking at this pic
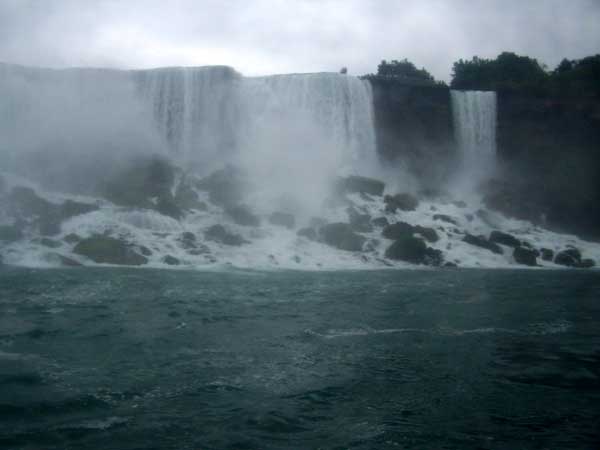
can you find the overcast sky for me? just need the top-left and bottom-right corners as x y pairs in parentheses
(1, 0), (599, 81)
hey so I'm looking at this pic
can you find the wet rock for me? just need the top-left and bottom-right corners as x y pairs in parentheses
(453, 201), (467, 208)
(347, 207), (373, 233)
(196, 166), (247, 208)
(205, 225), (247, 246)
(443, 261), (458, 268)
(462, 234), (503, 255)
(178, 232), (199, 251)
(433, 214), (458, 225)
(60, 200), (99, 219)
(0, 225), (23, 243)
(297, 227), (317, 241)
(38, 238), (61, 248)
(269, 212), (295, 229)
(63, 233), (82, 244)
(384, 236), (442, 266)
(319, 223), (366, 252)
(540, 248), (554, 261)
(465, 214), (474, 222)
(104, 156), (181, 219)
(138, 245), (152, 256)
(576, 258), (596, 268)
(489, 230), (521, 248)
(384, 193), (419, 213)
(174, 177), (207, 211)
(162, 255), (180, 266)
(292, 255), (302, 264)
(365, 239), (380, 252)
(73, 235), (148, 265)
(513, 246), (538, 266)
(227, 204), (260, 227)
(371, 217), (389, 228)
(382, 222), (438, 243)
(335, 175), (385, 196)
(554, 248), (582, 267)
(44, 252), (82, 267)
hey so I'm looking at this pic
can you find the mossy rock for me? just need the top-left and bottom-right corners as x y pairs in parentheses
(73, 235), (148, 265)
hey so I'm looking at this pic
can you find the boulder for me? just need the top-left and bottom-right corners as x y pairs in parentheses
(269, 212), (295, 229)
(371, 217), (390, 228)
(226, 205), (260, 227)
(347, 208), (373, 233)
(576, 258), (596, 269)
(162, 255), (181, 266)
(433, 214), (458, 225)
(297, 227), (317, 241)
(205, 225), (247, 246)
(174, 177), (207, 211)
(63, 233), (82, 244)
(384, 235), (442, 266)
(335, 175), (385, 197)
(382, 222), (438, 243)
(0, 225), (23, 243)
(104, 156), (181, 219)
(462, 234), (503, 255)
(489, 230), (521, 248)
(384, 193), (419, 213)
(319, 223), (366, 252)
(73, 235), (148, 265)
(196, 166), (247, 208)
(554, 248), (581, 267)
(453, 201), (467, 208)
(540, 248), (554, 261)
(178, 232), (197, 250)
(513, 246), (537, 266)
(38, 238), (61, 248)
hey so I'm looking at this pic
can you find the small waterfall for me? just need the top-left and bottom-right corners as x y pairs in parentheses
(451, 90), (497, 179)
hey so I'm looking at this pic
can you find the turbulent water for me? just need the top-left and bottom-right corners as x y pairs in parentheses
(1, 267), (599, 449)
(451, 90), (497, 182)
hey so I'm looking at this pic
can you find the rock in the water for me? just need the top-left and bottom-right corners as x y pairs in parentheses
(382, 222), (438, 243)
(384, 236), (442, 266)
(384, 193), (419, 213)
(513, 246), (537, 266)
(63, 233), (82, 244)
(576, 258), (596, 268)
(371, 217), (389, 228)
(297, 227), (317, 241)
(433, 214), (458, 225)
(0, 225), (23, 243)
(347, 208), (373, 233)
(335, 175), (385, 197)
(269, 212), (295, 229)
(489, 230), (521, 248)
(554, 248), (582, 267)
(462, 234), (503, 255)
(104, 156), (181, 219)
(540, 248), (554, 261)
(196, 166), (247, 208)
(319, 223), (366, 252)
(162, 255), (180, 265)
(205, 225), (247, 246)
(73, 235), (148, 265)
(227, 205), (260, 227)
(44, 252), (82, 267)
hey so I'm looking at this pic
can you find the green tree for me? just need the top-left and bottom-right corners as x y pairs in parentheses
(364, 59), (440, 85)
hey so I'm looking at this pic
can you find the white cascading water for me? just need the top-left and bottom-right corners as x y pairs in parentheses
(451, 90), (497, 183)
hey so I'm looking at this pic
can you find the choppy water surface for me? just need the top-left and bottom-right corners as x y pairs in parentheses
(0, 268), (599, 450)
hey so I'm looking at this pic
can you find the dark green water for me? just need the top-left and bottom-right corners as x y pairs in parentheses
(0, 267), (599, 450)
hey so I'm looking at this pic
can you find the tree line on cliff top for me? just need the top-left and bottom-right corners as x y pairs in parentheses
(364, 52), (600, 97)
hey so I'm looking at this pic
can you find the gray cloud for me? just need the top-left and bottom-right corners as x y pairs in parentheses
(1, 0), (599, 80)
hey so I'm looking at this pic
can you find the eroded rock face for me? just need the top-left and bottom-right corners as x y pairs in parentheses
(513, 246), (537, 266)
(319, 223), (366, 252)
(73, 235), (148, 265)
(335, 175), (385, 197)
(462, 234), (503, 255)
(384, 193), (419, 213)
(385, 235), (442, 266)
(205, 225), (247, 246)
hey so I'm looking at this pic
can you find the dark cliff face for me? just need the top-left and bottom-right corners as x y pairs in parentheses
(492, 90), (600, 240)
(369, 79), (456, 187)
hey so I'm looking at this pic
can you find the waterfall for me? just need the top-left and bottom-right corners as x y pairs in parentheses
(451, 90), (497, 178)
